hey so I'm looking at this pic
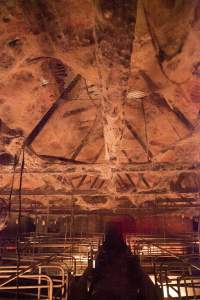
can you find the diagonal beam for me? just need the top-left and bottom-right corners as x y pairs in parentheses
(23, 74), (81, 147)
(125, 119), (153, 158)
(140, 71), (194, 130)
(117, 174), (129, 189)
(92, 144), (104, 163)
(70, 115), (99, 160)
(173, 106), (194, 130)
(122, 150), (133, 163)
(140, 174), (150, 188)
(98, 180), (105, 189)
(90, 176), (99, 189)
(126, 173), (136, 190)
(77, 175), (87, 189)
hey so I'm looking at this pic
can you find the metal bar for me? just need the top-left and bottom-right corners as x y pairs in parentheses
(177, 278), (181, 300)
(151, 243), (200, 272)
(0, 254), (56, 288)
(38, 265), (41, 300)
(0, 274), (53, 300)
(39, 264), (65, 296)
(153, 262), (157, 286)
(24, 74), (81, 147)
(184, 277), (189, 299)
(192, 277), (197, 300)
(165, 269), (170, 298)
(0, 265), (66, 298)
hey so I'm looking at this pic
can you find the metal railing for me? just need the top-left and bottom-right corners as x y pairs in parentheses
(1, 233), (200, 299)
(177, 275), (200, 299)
(0, 263), (66, 299)
(141, 243), (200, 299)
(1, 254), (77, 276)
(0, 234), (103, 276)
(0, 274), (53, 300)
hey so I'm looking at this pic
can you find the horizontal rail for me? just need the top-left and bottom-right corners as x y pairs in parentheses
(0, 274), (53, 300)
(0, 254), (56, 288)
(150, 243), (200, 272)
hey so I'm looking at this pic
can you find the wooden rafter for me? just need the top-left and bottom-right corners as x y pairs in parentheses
(24, 74), (81, 147)
(140, 71), (194, 130)
(125, 120), (153, 158)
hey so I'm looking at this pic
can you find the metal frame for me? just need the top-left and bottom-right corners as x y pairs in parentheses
(177, 275), (200, 300)
(0, 274), (53, 300)
(0, 264), (66, 299)
(1, 233), (200, 299)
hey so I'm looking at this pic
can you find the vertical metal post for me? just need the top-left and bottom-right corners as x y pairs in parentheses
(165, 269), (170, 298)
(48, 276), (53, 300)
(184, 277), (188, 299)
(60, 266), (65, 298)
(177, 278), (181, 300)
(198, 216), (200, 255)
(38, 266), (41, 299)
(192, 277), (197, 300)
(154, 262), (157, 286)
(159, 264), (163, 293)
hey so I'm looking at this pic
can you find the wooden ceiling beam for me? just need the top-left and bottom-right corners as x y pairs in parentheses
(23, 73), (81, 148)
(1, 158), (200, 174)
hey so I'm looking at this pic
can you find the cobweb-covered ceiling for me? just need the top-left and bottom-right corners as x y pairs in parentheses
(0, 0), (200, 221)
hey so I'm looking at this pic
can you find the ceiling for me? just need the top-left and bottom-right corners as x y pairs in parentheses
(0, 0), (200, 221)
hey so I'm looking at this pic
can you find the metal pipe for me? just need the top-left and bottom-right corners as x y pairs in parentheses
(0, 274), (53, 300)
(151, 243), (200, 272)
(0, 254), (56, 288)
(38, 265), (41, 300)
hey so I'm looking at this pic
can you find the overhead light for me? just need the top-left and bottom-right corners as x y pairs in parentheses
(127, 90), (148, 100)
